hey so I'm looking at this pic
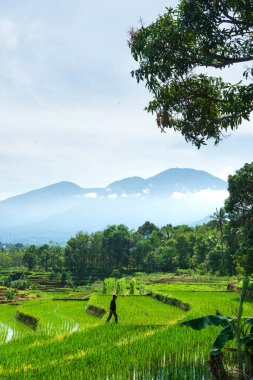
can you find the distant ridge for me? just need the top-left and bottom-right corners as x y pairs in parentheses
(4, 181), (84, 203)
(0, 168), (227, 244)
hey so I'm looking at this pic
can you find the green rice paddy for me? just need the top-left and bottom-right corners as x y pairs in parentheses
(0, 279), (252, 379)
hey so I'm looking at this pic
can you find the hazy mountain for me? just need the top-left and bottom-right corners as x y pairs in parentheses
(0, 168), (227, 244)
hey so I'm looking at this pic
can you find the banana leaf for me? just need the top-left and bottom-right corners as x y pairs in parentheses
(245, 318), (253, 326)
(181, 314), (233, 330)
(210, 325), (234, 356)
(237, 333), (253, 347)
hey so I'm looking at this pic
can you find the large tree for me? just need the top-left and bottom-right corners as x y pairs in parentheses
(129, 1), (253, 147)
(225, 162), (253, 227)
(225, 162), (253, 274)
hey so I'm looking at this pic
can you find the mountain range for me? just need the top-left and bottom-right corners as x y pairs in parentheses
(0, 168), (228, 244)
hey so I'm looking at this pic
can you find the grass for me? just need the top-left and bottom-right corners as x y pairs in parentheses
(0, 277), (251, 379)
(146, 282), (253, 318)
(0, 323), (212, 379)
(16, 299), (100, 335)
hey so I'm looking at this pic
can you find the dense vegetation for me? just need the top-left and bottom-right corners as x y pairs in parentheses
(0, 219), (239, 284)
(0, 216), (247, 287)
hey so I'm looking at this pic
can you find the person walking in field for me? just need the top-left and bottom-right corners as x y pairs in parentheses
(107, 294), (118, 323)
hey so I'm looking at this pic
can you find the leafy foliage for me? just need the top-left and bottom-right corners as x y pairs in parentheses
(182, 277), (253, 378)
(129, 278), (137, 295)
(129, 1), (253, 147)
(5, 288), (17, 302)
(225, 163), (253, 275)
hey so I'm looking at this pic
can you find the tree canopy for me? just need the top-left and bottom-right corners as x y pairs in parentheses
(225, 162), (253, 274)
(225, 162), (253, 227)
(129, 1), (253, 148)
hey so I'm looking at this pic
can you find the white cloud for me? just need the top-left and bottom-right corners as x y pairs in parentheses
(172, 189), (229, 203)
(143, 188), (149, 194)
(84, 192), (97, 199)
(172, 192), (187, 200)
(216, 166), (236, 181)
(108, 194), (118, 199)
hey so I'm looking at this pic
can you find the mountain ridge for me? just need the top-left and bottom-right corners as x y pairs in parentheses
(0, 168), (228, 244)
(1, 168), (226, 203)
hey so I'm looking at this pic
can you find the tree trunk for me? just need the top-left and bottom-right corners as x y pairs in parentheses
(209, 353), (229, 380)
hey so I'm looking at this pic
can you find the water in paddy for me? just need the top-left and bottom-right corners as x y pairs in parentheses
(0, 322), (14, 342)
(0, 305), (32, 344)
(0, 303), (80, 343)
(43, 319), (79, 335)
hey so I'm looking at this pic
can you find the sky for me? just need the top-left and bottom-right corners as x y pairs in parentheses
(0, 0), (253, 200)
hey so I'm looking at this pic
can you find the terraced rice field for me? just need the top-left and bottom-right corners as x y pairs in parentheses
(0, 280), (252, 379)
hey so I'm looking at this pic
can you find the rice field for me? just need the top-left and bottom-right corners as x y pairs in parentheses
(0, 279), (251, 379)
(146, 282), (253, 318)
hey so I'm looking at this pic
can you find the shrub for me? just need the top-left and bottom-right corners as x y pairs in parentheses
(116, 278), (126, 295)
(61, 272), (68, 284)
(5, 288), (17, 302)
(130, 278), (137, 295)
(11, 279), (29, 290)
(103, 278), (116, 294)
(176, 268), (194, 276)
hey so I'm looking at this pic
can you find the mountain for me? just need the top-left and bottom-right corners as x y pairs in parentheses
(0, 168), (228, 244)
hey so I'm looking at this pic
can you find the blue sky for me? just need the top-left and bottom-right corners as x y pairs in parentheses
(0, 0), (253, 200)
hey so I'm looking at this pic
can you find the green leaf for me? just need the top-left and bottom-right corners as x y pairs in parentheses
(181, 314), (232, 330)
(237, 333), (253, 347)
(245, 318), (253, 326)
(210, 325), (234, 356)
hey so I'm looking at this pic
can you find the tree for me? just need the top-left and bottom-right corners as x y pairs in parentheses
(225, 162), (253, 227)
(137, 221), (157, 238)
(64, 232), (90, 279)
(23, 245), (37, 271)
(129, 1), (253, 147)
(38, 244), (52, 272)
(225, 162), (253, 275)
(48, 243), (64, 273)
(211, 207), (227, 256)
(132, 238), (152, 270)
(102, 225), (132, 273)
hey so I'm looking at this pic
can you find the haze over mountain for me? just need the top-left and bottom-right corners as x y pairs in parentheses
(0, 168), (228, 244)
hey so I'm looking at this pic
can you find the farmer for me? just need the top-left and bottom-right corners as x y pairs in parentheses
(107, 294), (118, 323)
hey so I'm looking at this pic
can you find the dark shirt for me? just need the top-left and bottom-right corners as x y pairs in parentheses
(110, 299), (116, 311)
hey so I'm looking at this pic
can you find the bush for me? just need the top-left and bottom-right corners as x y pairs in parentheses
(61, 272), (68, 284)
(5, 288), (17, 302)
(130, 278), (137, 295)
(175, 268), (194, 276)
(102, 278), (116, 294)
(116, 278), (126, 295)
(11, 279), (29, 290)
(2, 276), (11, 287)
(134, 272), (146, 277)
(138, 285), (146, 295)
